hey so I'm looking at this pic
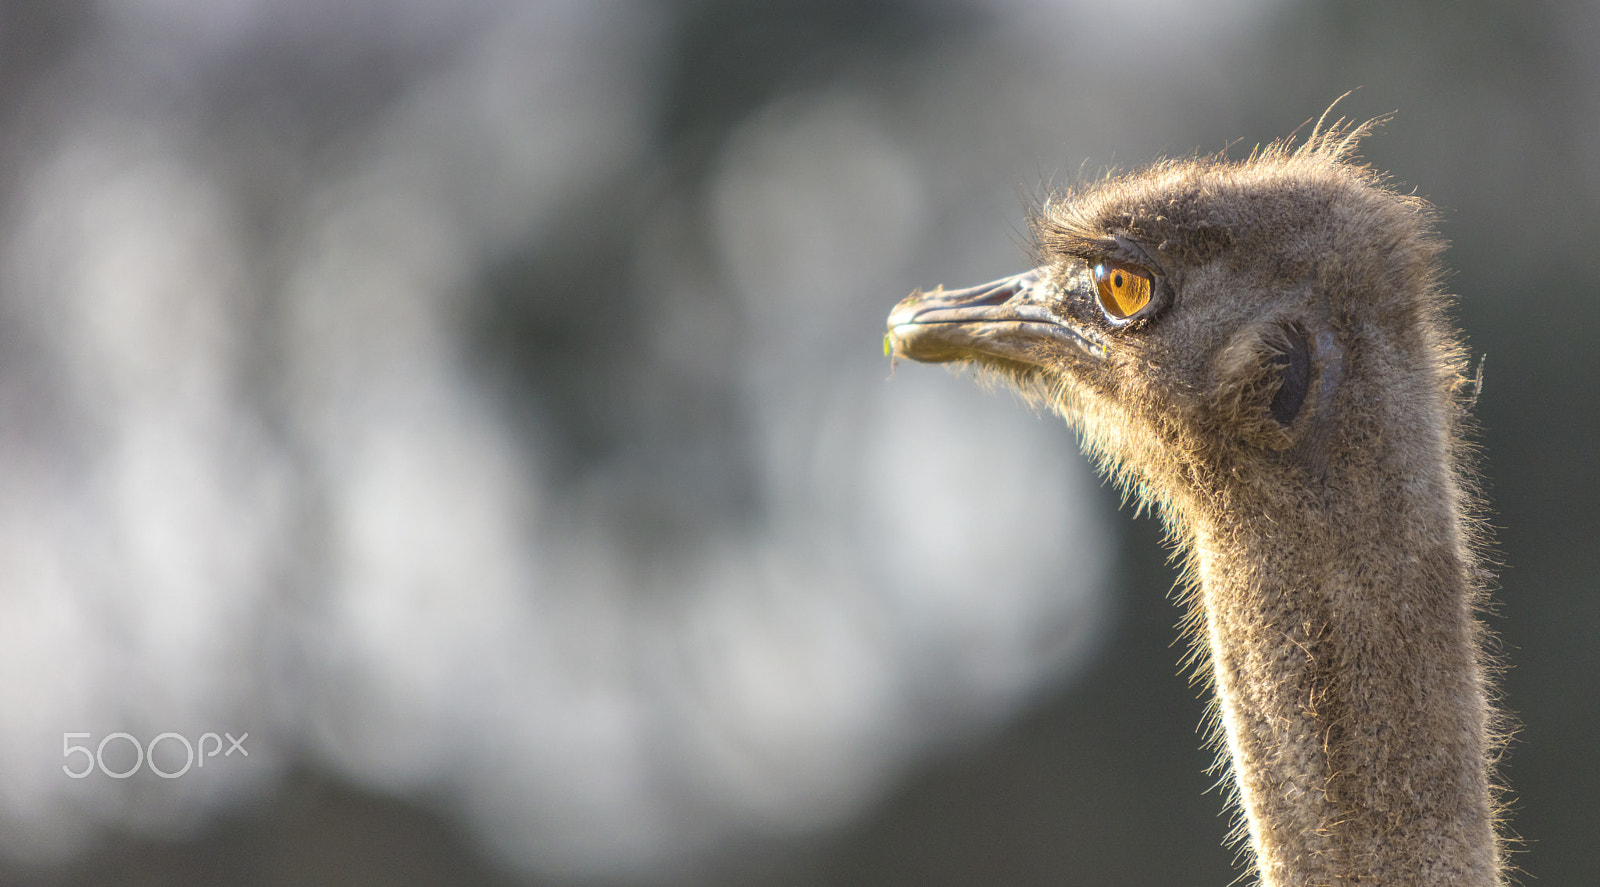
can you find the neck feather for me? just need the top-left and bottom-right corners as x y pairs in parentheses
(1179, 399), (1500, 886)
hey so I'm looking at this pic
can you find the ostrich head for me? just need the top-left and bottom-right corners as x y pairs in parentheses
(887, 118), (1466, 524)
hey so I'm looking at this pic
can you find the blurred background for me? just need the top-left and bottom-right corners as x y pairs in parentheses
(0, 0), (1592, 884)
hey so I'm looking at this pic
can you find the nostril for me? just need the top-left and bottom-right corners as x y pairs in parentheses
(935, 269), (1043, 309)
(964, 281), (1019, 307)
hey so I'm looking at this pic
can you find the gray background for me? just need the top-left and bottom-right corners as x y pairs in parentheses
(0, 0), (1592, 884)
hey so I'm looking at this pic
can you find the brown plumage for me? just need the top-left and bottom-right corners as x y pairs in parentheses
(884, 115), (1508, 886)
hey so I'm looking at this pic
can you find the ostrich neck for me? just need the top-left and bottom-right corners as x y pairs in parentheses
(1183, 433), (1499, 886)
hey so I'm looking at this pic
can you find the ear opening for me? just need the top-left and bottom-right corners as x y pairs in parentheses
(1266, 325), (1312, 427)
(1210, 320), (1311, 450)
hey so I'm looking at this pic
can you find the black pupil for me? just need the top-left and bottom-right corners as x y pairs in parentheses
(1113, 272), (1124, 286)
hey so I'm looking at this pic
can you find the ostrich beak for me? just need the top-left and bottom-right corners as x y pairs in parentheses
(885, 266), (1102, 367)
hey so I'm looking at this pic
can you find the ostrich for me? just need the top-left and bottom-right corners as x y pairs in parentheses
(884, 118), (1506, 887)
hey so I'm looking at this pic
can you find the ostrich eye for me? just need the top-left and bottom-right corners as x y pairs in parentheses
(1093, 262), (1154, 320)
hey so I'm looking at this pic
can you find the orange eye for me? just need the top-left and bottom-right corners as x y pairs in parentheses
(1093, 262), (1153, 319)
